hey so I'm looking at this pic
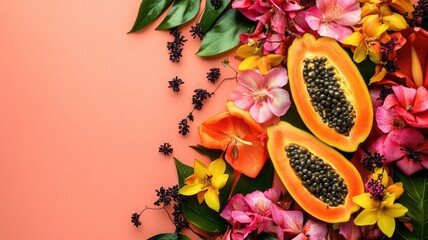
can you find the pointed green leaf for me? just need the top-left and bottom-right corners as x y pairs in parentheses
(198, 0), (232, 33)
(190, 145), (223, 160)
(393, 168), (428, 239)
(128, 0), (174, 33)
(148, 233), (190, 240)
(174, 157), (233, 233)
(197, 9), (256, 56)
(156, 0), (200, 30)
(232, 158), (274, 196)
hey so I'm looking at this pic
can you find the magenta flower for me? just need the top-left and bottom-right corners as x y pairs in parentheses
(375, 106), (406, 134)
(374, 128), (428, 176)
(383, 85), (428, 128)
(303, 0), (361, 42)
(231, 67), (291, 123)
(339, 217), (363, 240)
(291, 218), (328, 240)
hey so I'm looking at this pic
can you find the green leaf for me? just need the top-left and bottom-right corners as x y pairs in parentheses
(174, 158), (233, 233)
(174, 158), (194, 186)
(345, 48), (375, 85)
(148, 233), (190, 240)
(128, 0), (174, 33)
(198, 0), (232, 33)
(197, 9), (256, 56)
(232, 158), (274, 196)
(190, 145), (223, 160)
(156, 0), (200, 30)
(393, 168), (428, 239)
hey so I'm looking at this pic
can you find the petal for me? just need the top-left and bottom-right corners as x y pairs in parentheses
(194, 159), (208, 179)
(226, 100), (264, 133)
(179, 183), (204, 196)
(377, 210), (395, 237)
(386, 182), (404, 199)
(343, 32), (364, 47)
(267, 88), (291, 117)
(396, 158), (424, 176)
(205, 187), (221, 212)
(353, 41), (369, 63)
(265, 67), (288, 89)
(271, 207), (303, 234)
(383, 12), (408, 31)
(413, 86), (428, 113)
(208, 158), (226, 177)
(236, 44), (257, 59)
(249, 100), (275, 123)
(305, 8), (322, 31)
(353, 193), (379, 209)
(392, 85), (416, 108)
(231, 85), (255, 110)
(303, 219), (328, 239)
(237, 68), (265, 90)
(383, 203), (408, 218)
(198, 111), (235, 150)
(239, 55), (261, 71)
(339, 217), (363, 240)
(375, 106), (402, 133)
(231, 211), (253, 223)
(354, 208), (378, 226)
(212, 173), (229, 189)
(264, 54), (284, 67)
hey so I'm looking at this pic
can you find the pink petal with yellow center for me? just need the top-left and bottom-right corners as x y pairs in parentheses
(237, 69), (265, 90)
(265, 67), (288, 89)
(392, 85), (416, 108)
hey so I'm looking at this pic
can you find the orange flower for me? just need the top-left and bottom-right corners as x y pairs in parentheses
(198, 101), (268, 178)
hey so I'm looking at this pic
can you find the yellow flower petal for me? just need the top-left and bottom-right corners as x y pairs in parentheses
(354, 208), (378, 226)
(391, 0), (414, 18)
(236, 44), (257, 59)
(377, 210), (396, 237)
(208, 158), (226, 178)
(369, 67), (387, 84)
(353, 193), (379, 209)
(258, 57), (272, 75)
(384, 203), (408, 218)
(212, 174), (229, 189)
(204, 187), (220, 212)
(194, 159), (208, 180)
(197, 191), (205, 204)
(239, 55), (260, 71)
(343, 32), (364, 47)
(179, 182), (204, 196)
(264, 54), (284, 66)
(383, 13), (408, 31)
(354, 42), (369, 63)
(386, 182), (404, 199)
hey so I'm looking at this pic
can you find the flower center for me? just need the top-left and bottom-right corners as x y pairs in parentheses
(202, 174), (213, 188)
(325, 5), (343, 21)
(404, 147), (422, 162)
(393, 118), (405, 129)
(406, 105), (413, 112)
(367, 178), (385, 200)
(252, 89), (269, 102)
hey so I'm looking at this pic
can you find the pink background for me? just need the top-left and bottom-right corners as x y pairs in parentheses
(0, 1), (239, 239)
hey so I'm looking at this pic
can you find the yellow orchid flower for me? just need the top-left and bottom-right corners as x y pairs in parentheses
(380, 5), (408, 31)
(343, 15), (388, 63)
(178, 158), (229, 212)
(235, 44), (284, 75)
(352, 175), (408, 238)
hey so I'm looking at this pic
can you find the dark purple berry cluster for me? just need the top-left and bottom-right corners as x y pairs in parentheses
(167, 28), (187, 62)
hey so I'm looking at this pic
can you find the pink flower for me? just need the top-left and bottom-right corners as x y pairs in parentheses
(292, 219), (328, 240)
(303, 0), (361, 42)
(374, 128), (428, 176)
(375, 105), (406, 134)
(231, 67), (291, 123)
(339, 217), (363, 240)
(383, 85), (428, 128)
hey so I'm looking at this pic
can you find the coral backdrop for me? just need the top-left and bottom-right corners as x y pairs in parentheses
(0, 0), (237, 239)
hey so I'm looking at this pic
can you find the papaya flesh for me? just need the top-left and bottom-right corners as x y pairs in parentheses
(287, 33), (373, 152)
(267, 121), (364, 223)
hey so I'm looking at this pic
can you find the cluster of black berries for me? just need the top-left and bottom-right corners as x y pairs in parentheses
(178, 118), (190, 136)
(131, 212), (142, 227)
(211, 0), (222, 9)
(192, 89), (213, 110)
(168, 76), (184, 92)
(190, 24), (204, 40)
(158, 142), (173, 156)
(360, 151), (386, 172)
(167, 28), (187, 62)
(154, 185), (189, 233)
(406, 0), (428, 30)
(377, 85), (394, 104)
(207, 68), (221, 83)
(380, 37), (400, 73)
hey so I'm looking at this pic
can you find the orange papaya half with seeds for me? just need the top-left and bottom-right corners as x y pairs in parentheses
(267, 121), (364, 223)
(287, 33), (373, 152)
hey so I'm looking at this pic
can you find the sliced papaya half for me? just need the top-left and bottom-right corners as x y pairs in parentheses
(267, 121), (364, 223)
(287, 33), (373, 152)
